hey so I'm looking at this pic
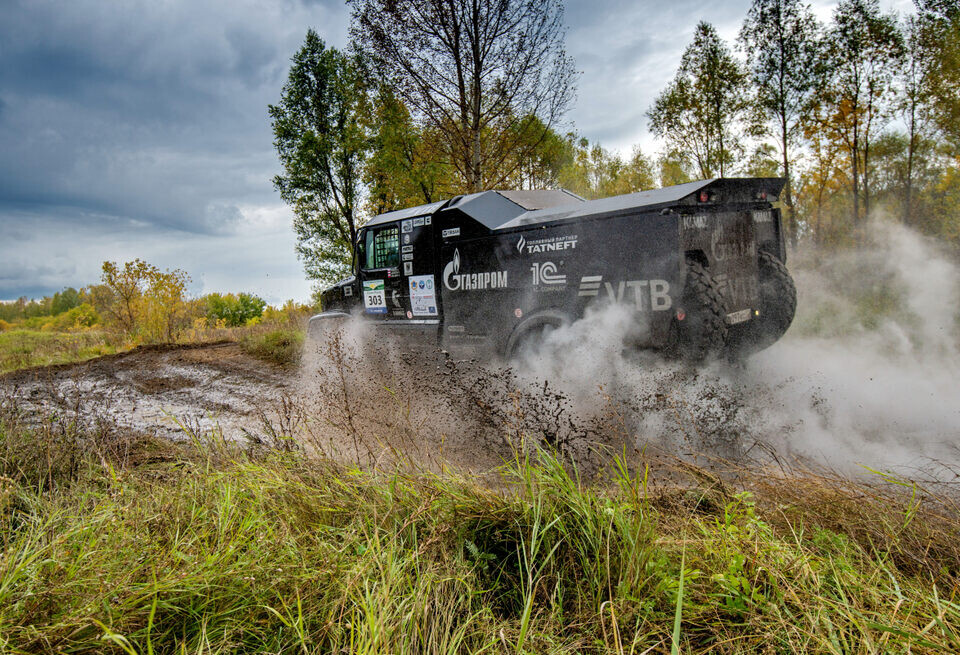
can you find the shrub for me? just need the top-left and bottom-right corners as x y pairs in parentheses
(205, 292), (266, 327)
(240, 328), (303, 366)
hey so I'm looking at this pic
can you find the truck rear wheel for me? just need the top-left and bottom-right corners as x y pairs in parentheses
(671, 260), (729, 361)
(728, 251), (796, 358)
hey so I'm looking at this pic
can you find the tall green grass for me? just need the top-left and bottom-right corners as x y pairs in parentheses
(0, 330), (121, 374)
(0, 405), (957, 653)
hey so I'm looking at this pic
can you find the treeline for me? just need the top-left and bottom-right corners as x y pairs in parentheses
(0, 259), (303, 341)
(273, 0), (960, 285)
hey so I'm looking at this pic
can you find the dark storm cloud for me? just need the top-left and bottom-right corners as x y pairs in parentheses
(0, 0), (348, 237)
(563, 0), (755, 152)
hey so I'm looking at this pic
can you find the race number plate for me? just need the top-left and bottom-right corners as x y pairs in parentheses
(363, 280), (387, 314)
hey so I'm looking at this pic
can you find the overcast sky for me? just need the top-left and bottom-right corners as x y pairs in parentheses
(0, 0), (912, 303)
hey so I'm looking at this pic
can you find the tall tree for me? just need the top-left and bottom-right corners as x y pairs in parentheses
(898, 14), (937, 223)
(914, 0), (960, 152)
(364, 86), (450, 216)
(349, 0), (577, 193)
(820, 0), (903, 229)
(269, 30), (370, 285)
(739, 0), (823, 248)
(648, 22), (751, 178)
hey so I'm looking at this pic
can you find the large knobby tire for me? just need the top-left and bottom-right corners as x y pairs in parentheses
(506, 311), (568, 361)
(728, 251), (797, 358)
(672, 260), (729, 362)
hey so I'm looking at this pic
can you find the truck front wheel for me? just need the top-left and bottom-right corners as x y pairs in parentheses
(670, 260), (729, 362)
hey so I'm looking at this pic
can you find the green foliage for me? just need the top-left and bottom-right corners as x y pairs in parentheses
(350, 0), (576, 193)
(240, 328), (304, 367)
(364, 86), (451, 214)
(0, 329), (119, 373)
(649, 22), (752, 178)
(205, 292), (266, 327)
(739, 0), (824, 244)
(557, 138), (656, 199)
(51, 287), (81, 315)
(270, 30), (370, 286)
(99, 259), (193, 342)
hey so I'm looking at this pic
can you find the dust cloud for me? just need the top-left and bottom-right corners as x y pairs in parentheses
(521, 220), (960, 476)
(300, 221), (959, 477)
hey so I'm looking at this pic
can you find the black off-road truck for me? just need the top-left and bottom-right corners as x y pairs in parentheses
(310, 178), (796, 361)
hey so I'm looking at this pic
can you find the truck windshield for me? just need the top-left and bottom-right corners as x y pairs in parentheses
(365, 225), (400, 269)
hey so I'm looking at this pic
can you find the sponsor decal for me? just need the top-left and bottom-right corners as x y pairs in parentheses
(391, 290), (402, 308)
(442, 227), (460, 238)
(682, 214), (708, 230)
(530, 261), (566, 286)
(577, 275), (672, 310)
(363, 280), (387, 314)
(711, 224), (754, 262)
(402, 253), (414, 261)
(424, 216), (431, 225)
(409, 275), (438, 316)
(401, 220), (413, 233)
(403, 233), (411, 245)
(516, 234), (578, 255)
(343, 286), (353, 297)
(577, 275), (603, 297)
(442, 249), (509, 291)
(752, 210), (773, 223)
(403, 261), (413, 276)
(402, 245), (413, 253)
(413, 217), (425, 227)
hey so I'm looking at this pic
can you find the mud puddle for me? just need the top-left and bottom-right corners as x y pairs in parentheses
(1, 343), (291, 441)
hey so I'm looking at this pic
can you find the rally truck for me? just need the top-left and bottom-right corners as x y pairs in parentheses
(309, 178), (797, 361)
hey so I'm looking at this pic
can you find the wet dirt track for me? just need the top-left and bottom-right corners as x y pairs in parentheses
(1, 343), (291, 441)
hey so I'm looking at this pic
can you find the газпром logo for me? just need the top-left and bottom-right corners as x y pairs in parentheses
(443, 249), (508, 291)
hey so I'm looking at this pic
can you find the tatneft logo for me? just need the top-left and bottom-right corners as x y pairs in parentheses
(443, 249), (509, 291)
(516, 234), (577, 254)
(577, 275), (672, 310)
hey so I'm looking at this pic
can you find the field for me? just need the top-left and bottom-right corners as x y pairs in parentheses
(0, 330), (122, 374)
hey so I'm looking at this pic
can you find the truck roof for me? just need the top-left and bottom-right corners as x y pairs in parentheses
(363, 178), (784, 232)
(364, 189), (583, 229)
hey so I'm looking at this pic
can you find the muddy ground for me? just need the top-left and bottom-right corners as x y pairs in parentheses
(3, 333), (958, 480)
(1, 343), (290, 442)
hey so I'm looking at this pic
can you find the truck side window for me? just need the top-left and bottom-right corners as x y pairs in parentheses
(367, 226), (399, 269)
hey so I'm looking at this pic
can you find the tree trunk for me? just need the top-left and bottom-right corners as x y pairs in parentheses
(905, 101), (917, 225)
(780, 114), (796, 250)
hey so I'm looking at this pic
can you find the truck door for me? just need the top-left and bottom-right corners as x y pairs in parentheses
(358, 222), (405, 319)
(397, 215), (440, 320)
